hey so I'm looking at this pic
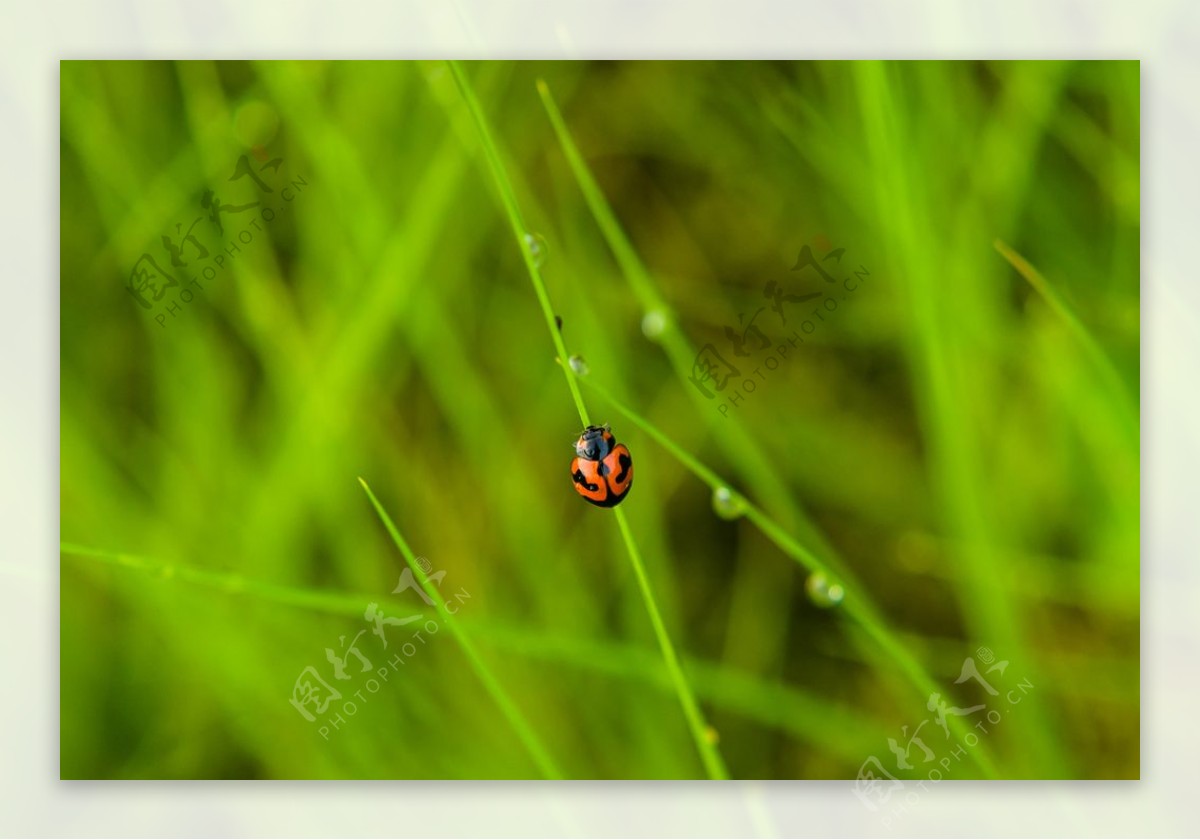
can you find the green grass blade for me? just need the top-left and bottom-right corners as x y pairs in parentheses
(62, 542), (380, 617)
(357, 478), (565, 780)
(994, 238), (1138, 432)
(536, 77), (855, 584)
(447, 60), (590, 428)
(853, 61), (1062, 777)
(447, 60), (727, 779)
(64, 539), (889, 757)
(613, 507), (729, 779)
(541, 73), (1000, 775)
(536, 78), (665, 311)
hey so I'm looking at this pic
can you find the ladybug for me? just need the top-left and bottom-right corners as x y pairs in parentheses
(570, 424), (633, 508)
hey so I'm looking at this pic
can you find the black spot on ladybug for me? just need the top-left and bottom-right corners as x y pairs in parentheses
(572, 467), (599, 492)
(615, 452), (632, 483)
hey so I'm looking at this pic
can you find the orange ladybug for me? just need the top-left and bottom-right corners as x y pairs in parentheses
(570, 424), (633, 508)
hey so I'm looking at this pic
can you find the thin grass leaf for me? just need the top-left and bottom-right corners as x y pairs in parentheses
(62, 542), (384, 617)
(357, 478), (565, 780)
(536, 78), (847, 571)
(994, 238), (1138, 433)
(853, 61), (1064, 776)
(447, 59), (728, 780)
(447, 61), (590, 428)
(538, 78), (1001, 777)
(612, 507), (729, 780)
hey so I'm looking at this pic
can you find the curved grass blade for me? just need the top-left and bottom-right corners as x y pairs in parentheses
(994, 238), (1138, 434)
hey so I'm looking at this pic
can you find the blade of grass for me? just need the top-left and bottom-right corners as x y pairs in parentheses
(994, 238), (1138, 434)
(537, 80), (997, 778)
(854, 61), (1063, 777)
(537, 78), (849, 583)
(62, 542), (378, 616)
(446, 62), (589, 428)
(447, 59), (728, 780)
(357, 478), (564, 780)
(66, 533), (566, 779)
(612, 506), (727, 780)
(63, 541), (891, 766)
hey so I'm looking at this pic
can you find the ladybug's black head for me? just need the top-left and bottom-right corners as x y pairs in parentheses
(574, 424), (615, 460)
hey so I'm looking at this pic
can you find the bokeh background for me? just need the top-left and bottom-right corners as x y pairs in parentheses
(60, 60), (1139, 780)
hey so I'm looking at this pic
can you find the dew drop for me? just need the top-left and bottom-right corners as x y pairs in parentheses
(711, 486), (746, 520)
(704, 725), (720, 745)
(568, 354), (589, 376)
(805, 571), (845, 608)
(524, 232), (548, 267)
(641, 309), (668, 341)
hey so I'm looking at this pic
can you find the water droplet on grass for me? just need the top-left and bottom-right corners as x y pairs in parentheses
(641, 309), (667, 340)
(712, 486), (746, 519)
(568, 355), (589, 375)
(524, 232), (548, 267)
(805, 571), (845, 608)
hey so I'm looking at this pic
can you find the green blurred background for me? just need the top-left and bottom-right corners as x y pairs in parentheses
(60, 60), (1139, 780)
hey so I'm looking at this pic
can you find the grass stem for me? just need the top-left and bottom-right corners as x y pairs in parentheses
(447, 61), (590, 428)
(448, 59), (727, 779)
(614, 508), (729, 780)
(358, 478), (565, 780)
